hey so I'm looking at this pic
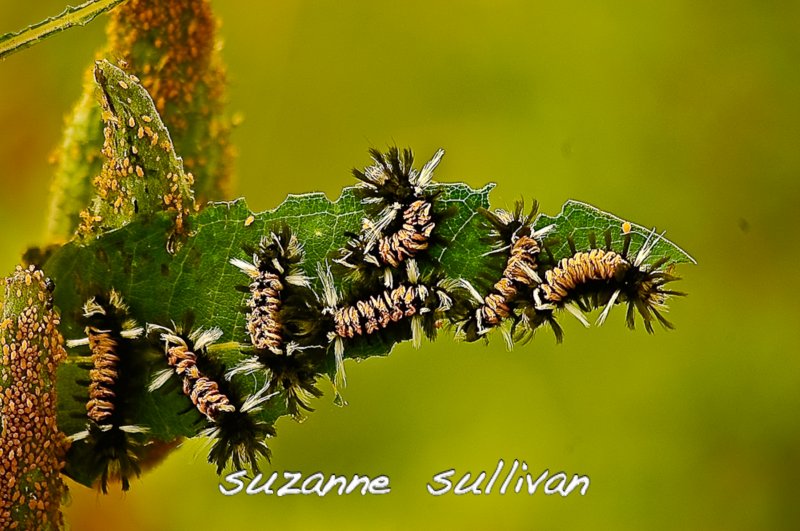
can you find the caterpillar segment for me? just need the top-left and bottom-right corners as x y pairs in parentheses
(522, 227), (684, 337)
(65, 290), (147, 492)
(451, 200), (554, 347)
(230, 227), (311, 354)
(319, 259), (454, 388)
(148, 324), (277, 474)
(336, 147), (445, 287)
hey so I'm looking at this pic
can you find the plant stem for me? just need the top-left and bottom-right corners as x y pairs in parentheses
(0, 0), (127, 61)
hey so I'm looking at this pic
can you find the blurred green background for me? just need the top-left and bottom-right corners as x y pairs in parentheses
(2, 1), (800, 529)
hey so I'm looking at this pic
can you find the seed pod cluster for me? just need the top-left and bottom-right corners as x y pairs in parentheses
(0, 266), (69, 530)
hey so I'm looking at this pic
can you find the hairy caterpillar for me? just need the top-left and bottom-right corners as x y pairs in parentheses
(148, 324), (276, 473)
(229, 227), (313, 355)
(451, 201), (554, 347)
(319, 259), (453, 387)
(519, 227), (684, 338)
(336, 147), (445, 287)
(227, 226), (325, 417)
(65, 290), (147, 492)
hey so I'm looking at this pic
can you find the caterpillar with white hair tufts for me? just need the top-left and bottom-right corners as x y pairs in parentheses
(335, 147), (447, 287)
(318, 259), (454, 388)
(516, 224), (685, 341)
(148, 323), (277, 474)
(65, 290), (148, 492)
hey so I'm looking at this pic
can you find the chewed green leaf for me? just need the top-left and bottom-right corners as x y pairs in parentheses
(47, 182), (693, 488)
(47, 182), (492, 486)
(48, 182), (492, 346)
(435, 183), (496, 280)
(533, 199), (696, 267)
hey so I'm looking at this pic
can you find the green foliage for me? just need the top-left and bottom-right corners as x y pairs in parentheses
(46, 186), (693, 488)
(535, 200), (695, 267)
(76, 60), (194, 237)
(46, 84), (105, 241)
(48, 184), (492, 453)
(47, 0), (234, 241)
(4, 0), (695, 494)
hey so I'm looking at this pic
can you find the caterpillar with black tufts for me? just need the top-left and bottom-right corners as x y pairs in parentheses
(148, 324), (277, 474)
(335, 147), (447, 287)
(450, 200), (554, 348)
(65, 290), (147, 492)
(318, 259), (454, 388)
(517, 224), (685, 340)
